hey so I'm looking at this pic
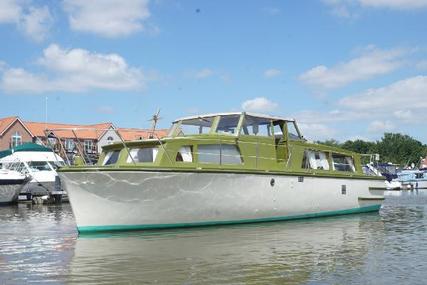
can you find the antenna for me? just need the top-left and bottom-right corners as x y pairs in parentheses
(45, 96), (48, 132)
(148, 108), (161, 139)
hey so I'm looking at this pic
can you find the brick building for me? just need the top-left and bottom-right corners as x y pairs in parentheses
(0, 116), (168, 163)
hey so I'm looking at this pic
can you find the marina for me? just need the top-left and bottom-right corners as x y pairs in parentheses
(1, 190), (426, 284)
(1, 1), (427, 283)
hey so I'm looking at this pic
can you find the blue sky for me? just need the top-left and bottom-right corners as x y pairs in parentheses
(1, 0), (427, 142)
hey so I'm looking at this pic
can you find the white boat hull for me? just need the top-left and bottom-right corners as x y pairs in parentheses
(0, 178), (28, 204)
(59, 171), (386, 232)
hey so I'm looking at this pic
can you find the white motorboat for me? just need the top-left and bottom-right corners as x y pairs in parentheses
(59, 112), (386, 233)
(0, 169), (29, 204)
(0, 143), (66, 200)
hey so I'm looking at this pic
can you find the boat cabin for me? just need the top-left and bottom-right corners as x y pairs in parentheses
(94, 112), (363, 176)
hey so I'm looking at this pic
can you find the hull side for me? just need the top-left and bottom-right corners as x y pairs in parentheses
(60, 171), (385, 233)
(0, 182), (24, 204)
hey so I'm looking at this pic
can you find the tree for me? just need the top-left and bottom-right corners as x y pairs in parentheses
(376, 133), (426, 166)
(341, 139), (376, 154)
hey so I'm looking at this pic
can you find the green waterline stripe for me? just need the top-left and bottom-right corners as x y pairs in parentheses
(77, 204), (381, 233)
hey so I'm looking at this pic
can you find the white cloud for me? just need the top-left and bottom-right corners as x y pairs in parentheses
(19, 6), (53, 42)
(0, 0), (21, 23)
(299, 47), (405, 90)
(298, 123), (337, 141)
(339, 75), (427, 111)
(64, 0), (151, 38)
(416, 60), (427, 70)
(241, 97), (278, 113)
(264, 68), (281, 78)
(323, 0), (427, 18)
(1, 44), (145, 93)
(359, 0), (427, 9)
(0, 61), (7, 72)
(368, 120), (395, 133)
(393, 110), (413, 120)
(322, 0), (360, 18)
(0, 1), (52, 42)
(194, 68), (214, 79)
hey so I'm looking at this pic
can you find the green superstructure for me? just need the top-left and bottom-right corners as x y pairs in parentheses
(59, 112), (383, 181)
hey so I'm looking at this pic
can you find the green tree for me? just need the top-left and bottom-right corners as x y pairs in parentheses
(316, 139), (340, 147)
(376, 133), (426, 165)
(341, 139), (376, 154)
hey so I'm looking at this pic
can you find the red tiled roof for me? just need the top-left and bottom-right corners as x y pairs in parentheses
(25, 121), (113, 140)
(117, 128), (168, 141)
(0, 116), (18, 136)
(0, 116), (34, 137)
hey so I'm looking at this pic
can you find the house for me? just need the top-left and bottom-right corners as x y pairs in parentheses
(24, 121), (114, 163)
(0, 116), (34, 150)
(97, 127), (169, 152)
(0, 116), (168, 163)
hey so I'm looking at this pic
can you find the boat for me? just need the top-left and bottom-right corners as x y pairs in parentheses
(0, 169), (29, 204)
(0, 143), (66, 201)
(58, 112), (386, 233)
(396, 169), (427, 190)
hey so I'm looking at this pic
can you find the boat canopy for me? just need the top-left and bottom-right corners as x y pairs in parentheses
(0, 143), (52, 159)
(169, 112), (303, 139)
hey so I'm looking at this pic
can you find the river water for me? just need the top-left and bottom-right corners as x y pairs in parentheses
(0, 190), (426, 285)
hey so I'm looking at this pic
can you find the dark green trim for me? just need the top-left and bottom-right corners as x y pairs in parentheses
(369, 187), (388, 190)
(77, 204), (381, 233)
(59, 167), (385, 181)
(358, 197), (385, 201)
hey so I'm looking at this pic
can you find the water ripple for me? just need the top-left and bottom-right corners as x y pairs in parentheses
(0, 190), (427, 284)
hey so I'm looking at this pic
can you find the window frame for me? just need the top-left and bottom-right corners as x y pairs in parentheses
(11, 131), (22, 148)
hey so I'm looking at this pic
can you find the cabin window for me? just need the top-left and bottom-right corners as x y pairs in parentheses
(28, 161), (52, 171)
(302, 150), (330, 170)
(177, 117), (215, 136)
(273, 124), (283, 137)
(176, 146), (193, 162)
(332, 154), (355, 172)
(103, 150), (120, 165)
(107, 136), (114, 144)
(216, 115), (240, 135)
(49, 161), (66, 169)
(241, 116), (272, 136)
(198, 144), (242, 164)
(127, 147), (158, 163)
(287, 122), (301, 140)
(11, 131), (22, 148)
(4, 162), (24, 173)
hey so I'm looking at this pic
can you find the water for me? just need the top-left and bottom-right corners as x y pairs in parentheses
(1, 191), (427, 285)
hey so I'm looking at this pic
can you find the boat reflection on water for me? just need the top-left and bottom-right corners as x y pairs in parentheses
(68, 213), (385, 284)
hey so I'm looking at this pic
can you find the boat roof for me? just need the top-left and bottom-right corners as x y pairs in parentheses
(173, 112), (296, 123)
(0, 143), (51, 159)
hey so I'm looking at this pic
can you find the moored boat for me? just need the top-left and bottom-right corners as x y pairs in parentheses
(59, 112), (386, 233)
(0, 143), (66, 201)
(0, 169), (29, 205)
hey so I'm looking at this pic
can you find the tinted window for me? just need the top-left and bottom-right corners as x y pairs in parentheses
(127, 147), (158, 163)
(176, 146), (193, 162)
(104, 150), (120, 165)
(332, 154), (355, 172)
(216, 115), (240, 135)
(198, 144), (242, 165)
(302, 150), (330, 170)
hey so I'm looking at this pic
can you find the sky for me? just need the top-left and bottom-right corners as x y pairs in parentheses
(0, 0), (427, 143)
